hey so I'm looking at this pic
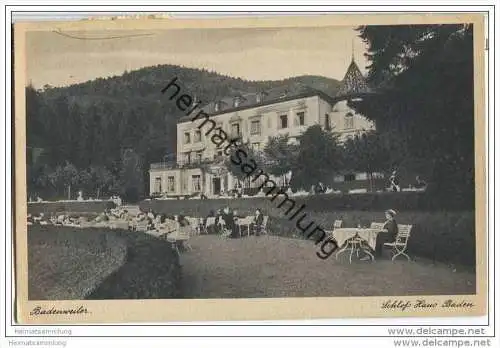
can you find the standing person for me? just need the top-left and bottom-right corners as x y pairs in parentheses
(414, 175), (427, 190)
(389, 170), (401, 192)
(204, 210), (215, 234)
(221, 206), (237, 238)
(237, 182), (243, 198)
(317, 182), (326, 194)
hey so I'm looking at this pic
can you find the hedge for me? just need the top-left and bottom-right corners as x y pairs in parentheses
(269, 211), (475, 268)
(140, 196), (476, 267)
(28, 200), (116, 215)
(141, 191), (472, 214)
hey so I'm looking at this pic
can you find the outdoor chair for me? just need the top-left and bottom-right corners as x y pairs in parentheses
(135, 220), (149, 232)
(166, 224), (193, 256)
(237, 216), (255, 236)
(205, 217), (217, 234)
(384, 224), (413, 261)
(217, 219), (232, 237)
(333, 219), (343, 230)
(251, 215), (269, 235)
(185, 217), (202, 235)
(260, 216), (269, 235)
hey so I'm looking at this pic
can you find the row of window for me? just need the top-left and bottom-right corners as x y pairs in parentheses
(183, 112), (355, 145)
(181, 143), (262, 165)
(155, 170), (382, 195)
(183, 129), (202, 145)
(278, 111), (305, 129)
(183, 111), (307, 145)
(154, 175), (202, 193)
(183, 151), (204, 164)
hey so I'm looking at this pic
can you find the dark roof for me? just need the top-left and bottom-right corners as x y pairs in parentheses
(177, 60), (375, 124)
(177, 85), (336, 123)
(336, 59), (372, 98)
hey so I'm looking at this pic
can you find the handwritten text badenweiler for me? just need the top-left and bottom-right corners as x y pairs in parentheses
(30, 305), (90, 315)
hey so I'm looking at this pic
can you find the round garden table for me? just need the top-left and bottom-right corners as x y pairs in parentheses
(330, 227), (388, 262)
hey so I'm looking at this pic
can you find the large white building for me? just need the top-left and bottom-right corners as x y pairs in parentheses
(149, 58), (375, 197)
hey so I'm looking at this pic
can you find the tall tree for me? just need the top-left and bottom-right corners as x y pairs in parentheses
(291, 125), (342, 190)
(263, 134), (298, 179)
(48, 162), (79, 199)
(223, 140), (264, 182)
(89, 165), (115, 199)
(353, 24), (474, 206)
(119, 148), (144, 202)
(342, 131), (389, 192)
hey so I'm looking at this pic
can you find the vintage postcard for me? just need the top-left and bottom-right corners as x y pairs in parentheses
(13, 13), (487, 324)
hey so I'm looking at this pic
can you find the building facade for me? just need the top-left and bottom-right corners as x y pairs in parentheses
(149, 58), (376, 197)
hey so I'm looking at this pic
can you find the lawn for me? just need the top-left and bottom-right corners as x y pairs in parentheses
(28, 226), (127, 300)
(27, 224), (475, 300)
(180, 235), (476, 298)
(28, 225), (181, 300)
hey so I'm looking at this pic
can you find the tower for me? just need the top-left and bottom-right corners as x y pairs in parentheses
(336, 43), (371, 98)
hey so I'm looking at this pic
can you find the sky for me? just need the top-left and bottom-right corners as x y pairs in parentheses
(26, 26), (369, 88)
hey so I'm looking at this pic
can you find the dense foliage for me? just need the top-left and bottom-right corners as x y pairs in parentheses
(352, 24), (475, 208)
(290, 125), (342, 190)
(26, 64), (339, 201)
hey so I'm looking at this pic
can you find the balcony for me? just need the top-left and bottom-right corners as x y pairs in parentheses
(150, 161), (179, 170)
(150, 157), (220, 170)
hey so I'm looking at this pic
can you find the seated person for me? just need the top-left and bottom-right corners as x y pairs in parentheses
(360, 209), (399, 260)
(250, 209), (264, 236)
(146, 217), (155, 231)
(414, 176), (427, 190)
(27, 214), (34, 225)
(95, 211), (109, 223)
(147, 209), (155, 220)
(177, 214), (190, 227)
(39, 213), (50, 225)
(153, 214), (162, 229)
(54, 214), (65, 226)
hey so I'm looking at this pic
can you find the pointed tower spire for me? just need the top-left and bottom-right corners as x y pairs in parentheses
(351, 38), (355, 62)
(336, 48), (372, 98)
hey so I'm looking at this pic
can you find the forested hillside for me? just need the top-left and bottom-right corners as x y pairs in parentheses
(26, 64), (340, 201)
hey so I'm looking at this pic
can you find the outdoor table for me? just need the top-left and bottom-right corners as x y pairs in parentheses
(330, 227), (387, 261)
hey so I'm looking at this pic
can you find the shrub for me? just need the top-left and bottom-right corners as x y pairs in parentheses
(140, 191), (472, 214)
(27, 201), (116, 215)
